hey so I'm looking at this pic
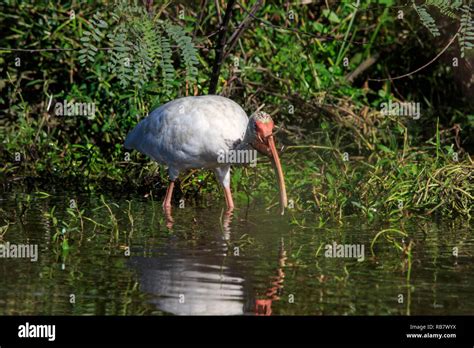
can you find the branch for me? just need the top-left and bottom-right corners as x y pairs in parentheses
(208, 0), (236, 94)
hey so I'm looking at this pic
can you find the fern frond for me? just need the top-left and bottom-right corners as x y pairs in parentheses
(165, 23), (199, 82)
(160, 34), (175, 84)
(413, 3), (441, 36)
(140, 18), (161, 69)
(425, 0), (462, 18)
(80, 0), (200, 91)
(130, 19), (156, 88)
(459, 3), (474, 58)
(107, 30), (133, 88)
(79, 14), (108, 66)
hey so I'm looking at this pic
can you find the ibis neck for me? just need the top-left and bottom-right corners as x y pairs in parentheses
(234, 121), (257, 151)
(234, 140), (253, 151)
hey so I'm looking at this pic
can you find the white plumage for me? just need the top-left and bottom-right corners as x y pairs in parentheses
(125, 95), (248, 178)
(125, 95), (287, 212)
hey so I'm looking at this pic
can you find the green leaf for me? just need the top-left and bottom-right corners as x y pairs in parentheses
(377, 144), (393, 154)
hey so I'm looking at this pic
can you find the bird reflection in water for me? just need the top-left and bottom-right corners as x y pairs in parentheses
(130, 208), (245, 315)
(130, 208), (286, 315)
(255, 238), (287, 316)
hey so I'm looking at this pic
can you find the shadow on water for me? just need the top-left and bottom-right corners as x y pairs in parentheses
(0, 192), (473, 315)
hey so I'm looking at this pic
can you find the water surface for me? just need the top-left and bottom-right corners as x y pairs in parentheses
(0, 192), (472, 315)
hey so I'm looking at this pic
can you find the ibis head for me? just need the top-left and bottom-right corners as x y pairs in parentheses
(246, 111), (288, 211)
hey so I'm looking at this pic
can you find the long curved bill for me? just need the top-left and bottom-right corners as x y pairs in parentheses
(267, 135), (288, 215)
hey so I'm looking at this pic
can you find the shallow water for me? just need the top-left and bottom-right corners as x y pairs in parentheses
(0, 192), (473, 315)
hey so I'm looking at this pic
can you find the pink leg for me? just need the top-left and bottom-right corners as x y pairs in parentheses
(223, 186), (234, 210)
(164, 208), (174, 230)
(163, 181), (175, 209)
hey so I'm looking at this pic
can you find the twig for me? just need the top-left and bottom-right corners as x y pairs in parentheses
(0, 47), (75, 52)
(145, 0), (153, 15)
(368, 31), (459, 82)
(214, 0), (222, 25)
(0, 47), (112, 52)
(193, 0), (208, 40)
(222, 0), (264, 61)
(345, 53), (379, 83)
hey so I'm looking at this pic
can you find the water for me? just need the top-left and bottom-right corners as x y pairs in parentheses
(0, 192), (473, 315)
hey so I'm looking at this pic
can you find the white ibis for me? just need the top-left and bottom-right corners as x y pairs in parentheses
(124, 95), (287, 213)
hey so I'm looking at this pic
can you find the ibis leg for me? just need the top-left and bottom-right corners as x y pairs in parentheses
(163, 181), (175, 209)
(223, 186), (234, 210)
(164, 208), (174, 229)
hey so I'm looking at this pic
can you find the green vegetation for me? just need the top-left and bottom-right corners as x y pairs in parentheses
(1, 0), (472, 221)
